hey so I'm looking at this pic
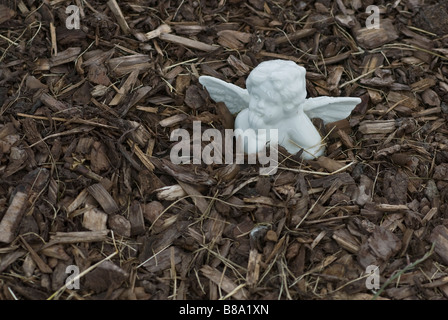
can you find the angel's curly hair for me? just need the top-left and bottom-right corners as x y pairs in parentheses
(246, 60), (307, 112)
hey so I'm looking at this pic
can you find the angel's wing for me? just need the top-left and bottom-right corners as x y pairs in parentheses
(198, 76), (250, 115)
(302, 96), (361, 124)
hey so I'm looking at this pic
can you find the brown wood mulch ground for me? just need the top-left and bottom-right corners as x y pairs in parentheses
(1, 0), (448, 300)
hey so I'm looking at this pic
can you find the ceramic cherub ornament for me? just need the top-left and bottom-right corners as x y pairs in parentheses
(199, 60), (361, 160)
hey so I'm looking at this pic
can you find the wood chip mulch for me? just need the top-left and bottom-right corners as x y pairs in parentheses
(1, 0), (448, 300)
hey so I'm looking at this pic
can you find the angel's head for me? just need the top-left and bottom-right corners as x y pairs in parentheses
(246, 60), (307, 125)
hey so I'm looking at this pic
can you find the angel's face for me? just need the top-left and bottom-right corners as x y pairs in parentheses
(246, 65), (306, 127)
(248, 84), (285, 126)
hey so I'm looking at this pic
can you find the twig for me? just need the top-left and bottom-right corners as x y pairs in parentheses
(107, 0), (131, 35)
(370, 43), (448, 61)
(0, 73), (27, 116)
(295, 192), (324, 229)
(126, 139), (155, 171)
(339, 65), (383, 89)
(0, 34), (18, 46)
(372, 243), (435, 300)
(16, 113), (119, 130)
(279, 161), (355, 176)
(47, 250), (118, 300)
(378, 98), (408, 120)
(136, 243), (171, 269)
(159, 33), (218, 52)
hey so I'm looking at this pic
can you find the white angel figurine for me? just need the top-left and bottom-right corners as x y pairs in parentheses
(199, 60), (361, 160)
